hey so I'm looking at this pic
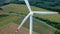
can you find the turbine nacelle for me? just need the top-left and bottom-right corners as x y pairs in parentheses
(30, 12), (33, 16)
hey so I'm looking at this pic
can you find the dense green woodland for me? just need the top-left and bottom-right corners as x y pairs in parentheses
(29, 0), (60, 11)
(0, 0), (60, 11)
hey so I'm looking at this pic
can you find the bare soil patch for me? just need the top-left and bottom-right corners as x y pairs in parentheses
(0, 23), (38, 34)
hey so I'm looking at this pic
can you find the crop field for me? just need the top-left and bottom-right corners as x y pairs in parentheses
(0, 4), (60, 34)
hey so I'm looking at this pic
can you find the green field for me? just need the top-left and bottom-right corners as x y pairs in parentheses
(0, 4), (60, 34)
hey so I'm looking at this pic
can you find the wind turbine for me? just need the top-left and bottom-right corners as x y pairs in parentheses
(13, 0), (60, 34)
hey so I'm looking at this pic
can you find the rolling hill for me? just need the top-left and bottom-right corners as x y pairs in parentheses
(0, 4), (60, 34)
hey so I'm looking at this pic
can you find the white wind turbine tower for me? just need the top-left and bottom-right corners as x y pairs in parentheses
(13, 0), (60, 34)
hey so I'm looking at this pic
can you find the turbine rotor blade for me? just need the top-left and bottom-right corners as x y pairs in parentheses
(18, 13), (30, 29)
(24, 0), (32, 12)
(33, 11), (60, 14)
(14, 13), (31, 34)
(30, 14), (33, 34)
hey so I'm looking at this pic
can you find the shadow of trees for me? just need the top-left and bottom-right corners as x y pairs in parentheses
(34, 16), (60, 34)
(34, 17), (60, 30)
(0, 14), (8, 18)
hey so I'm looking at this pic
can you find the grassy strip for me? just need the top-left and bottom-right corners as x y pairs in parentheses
(0, 15), (22, 27)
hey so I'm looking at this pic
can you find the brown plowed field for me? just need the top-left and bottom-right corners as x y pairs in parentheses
(0, 23), (38, 34)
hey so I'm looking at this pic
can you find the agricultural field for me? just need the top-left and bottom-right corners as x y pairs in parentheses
(0, 4), (60, 34)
